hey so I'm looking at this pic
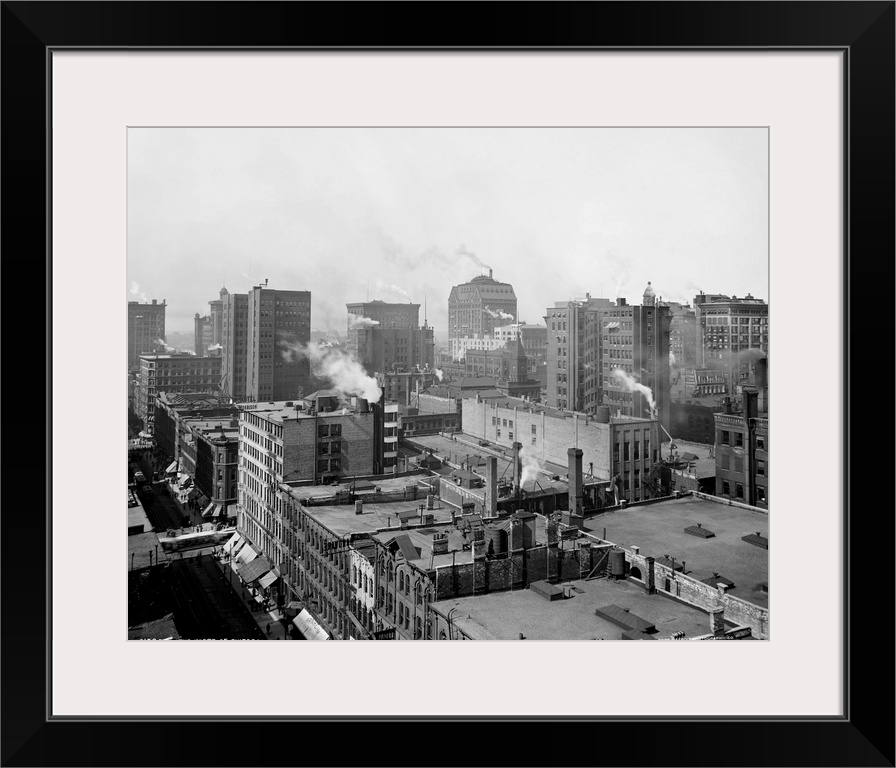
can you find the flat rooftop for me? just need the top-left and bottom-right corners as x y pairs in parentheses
(281, 472), (433, 501)
(583, 495), (768, 608)
(432, 577), (716, 640)
(304, 500), (456, 539)
(238, 400), (368, 423)
(409, 433), (610, 486)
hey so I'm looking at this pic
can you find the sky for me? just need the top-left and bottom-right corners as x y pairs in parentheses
(128, 127), (768, 336)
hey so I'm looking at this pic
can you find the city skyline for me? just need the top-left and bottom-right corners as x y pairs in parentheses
(129, 127), (768, 335)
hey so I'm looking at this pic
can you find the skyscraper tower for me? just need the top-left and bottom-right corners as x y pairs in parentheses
(447, 269), (517, 355)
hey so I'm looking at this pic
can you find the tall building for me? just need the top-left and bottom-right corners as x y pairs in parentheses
(447, 271), (517, 343)
(247, 285), (311, 401)
(209, 286), (228, 348)
(345, 301), (434, 375)
(668, 303), (697, 369)
(544, 285), (672, 432)
(345, 300), (420, 330)
(222, 292), (249, 401)
(694, 291), (769, 392)
(193, 313), (213, 356)
(236, 397), (377, 561)
(128, 299), (166, 370)
(135, 354), (222, 432)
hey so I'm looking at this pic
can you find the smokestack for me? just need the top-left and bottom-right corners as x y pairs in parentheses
(358, 398), (369, 414)
(489, 268), (493, 279)
(485, 456), (498, 517)
(755, 357), (768, 414)
(512, 442), (522, 494)
(724, 396), (732, 415)
(568, 448), (584, 516)
(744, 389), (758, 421)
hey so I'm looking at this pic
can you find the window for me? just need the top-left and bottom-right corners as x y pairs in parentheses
(734, 456), (744, 473)
(531, 436), (537, 445)
(492, 416), (496, 425)
(634, 441), (640, 460)
(756, 486), (767, 503)
(719, 453), (729, 470)
(721, 430), (730, 445)
(756, 459), (766, 476)
(496, 429), (501, 438)
(756, 436), (766, 450)
(735, 432), (743, 448)
(623, 442), (630, 461)
(735, 483), (744, 498)
(722, 480), (730, 495)
(508, 432), (513, 440)
(531, 425), (537, 434)
(502, 419), (507, 427)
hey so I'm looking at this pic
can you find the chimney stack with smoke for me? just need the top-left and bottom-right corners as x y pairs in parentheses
(512, 442), (522, 495)
(489, 268), (493, 279)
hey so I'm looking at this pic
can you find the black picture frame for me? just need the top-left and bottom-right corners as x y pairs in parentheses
(3, 2), (893, 766)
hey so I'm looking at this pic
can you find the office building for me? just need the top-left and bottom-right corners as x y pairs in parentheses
(713, 388), (768, 509)
(128, 299), (166, 370)
(193, 313), (213, 356)
(208, 286), (228, 349)
(222, 292), (249, 401)
(694, 291), (769, 391)
(135, 354), (222, 432)
(247, 285), (312, 401)
(447, 270), (517, 343)
(346, 301), (434, 375)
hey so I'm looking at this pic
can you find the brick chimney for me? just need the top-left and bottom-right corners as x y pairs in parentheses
(568, 448), (584, 516)
(709, 606), (726, 638)
(485, 456), (498, 518)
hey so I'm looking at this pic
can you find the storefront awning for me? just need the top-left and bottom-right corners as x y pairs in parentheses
(239, 557), (273, 584)
(178, 474), (193, 488)
(165, 461), (178, 474)
(223, 533), (244, 554)
(258, 571), (278, 589)
(236, 544), (259, 564)
(202, 502), (218, 518)
(292, 609), (330, 641)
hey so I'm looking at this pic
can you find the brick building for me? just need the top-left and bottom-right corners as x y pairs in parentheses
(247, 285), (311, 401)
(193, 313), (213, 356)
(128, 299), (166, 370)
(136, 354), (222, 433)
(713, 389), (768, 508)
(222, 292), (249, 401)
(461, 396), (661, 502)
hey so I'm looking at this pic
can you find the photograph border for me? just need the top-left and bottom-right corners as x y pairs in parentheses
(3, 2), (893, 765)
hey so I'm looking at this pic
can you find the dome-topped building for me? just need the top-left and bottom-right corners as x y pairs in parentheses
(642, 281), (656, 306)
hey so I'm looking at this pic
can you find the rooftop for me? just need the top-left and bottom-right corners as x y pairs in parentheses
(582, 495), (768, 608)
(431, 577), (716, 640)
(302, 499), (456, 539)
(238, 400), (370, 423)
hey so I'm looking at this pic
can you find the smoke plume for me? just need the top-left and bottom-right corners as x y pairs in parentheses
(280, 341), (382, 402)
(455, 244), (491, 272)
(130, 281), (149, 303)
(348, 313), (380, 329)
(208, 343), (223, 351)
(669, 351), (677, 367)
(610, 367), (656, 418)
(518, 443), (544, 489)
(485, 306), (514, 320)
(375, 279), (411, 300)
(434, 369), (444, 382)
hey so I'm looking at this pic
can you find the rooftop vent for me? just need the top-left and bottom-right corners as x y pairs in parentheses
(684, 523), (715, 539)
(742, 532), (768, 549)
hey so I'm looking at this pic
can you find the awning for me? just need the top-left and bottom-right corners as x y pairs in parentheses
(178, 474), (193, 489)
(292, 609), (330, 641)
(239, 557), (273, 583)
(165, 461), (178, 474)
(236, 544), (259, 564)
(223, 533), (244, 554)
(202, 502), (217, 518)
(258, 571), (279, 589)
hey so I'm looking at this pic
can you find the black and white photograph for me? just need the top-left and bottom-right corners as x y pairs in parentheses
(127, 127), (770, 642)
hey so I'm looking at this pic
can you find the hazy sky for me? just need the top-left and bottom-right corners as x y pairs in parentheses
(128, 127), (768, 336)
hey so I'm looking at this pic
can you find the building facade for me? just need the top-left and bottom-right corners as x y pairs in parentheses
(713, 389), (768, 508)
(136, 354), (222, 433)
(193, 313), (213, 356)
(128, 299), (166, 370)
(447, 271), (517, 343)
(377, 371), (438, 406)
(222, 292), (249, 401)
(461, 397), (660, 502)
(350, 326), (435, 375)
(247, 286), (312, 402)
(237, 399), (377, 561)
(694, 292), (769, 391)
(209, 286), (228, 349)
